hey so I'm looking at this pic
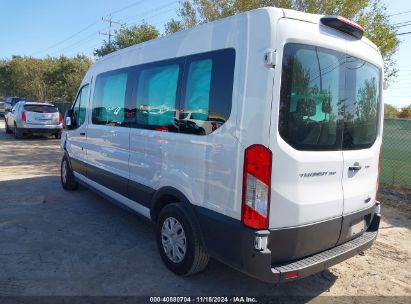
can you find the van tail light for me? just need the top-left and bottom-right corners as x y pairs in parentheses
(22, 111), (26, 122)
(59, 113), (63, 124)
(320, 16), (364, 39)
(242, 145), (272, 229)
(155, 126), (168, 132)
(211, 122), (217, 132)
(284, 271), (299, 280)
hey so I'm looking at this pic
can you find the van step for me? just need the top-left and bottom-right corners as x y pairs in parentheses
(272, 217), (379, 282)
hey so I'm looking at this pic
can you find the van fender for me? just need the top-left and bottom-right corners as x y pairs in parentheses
(150, 185), (209, 252)
(150, 186), (198, 222)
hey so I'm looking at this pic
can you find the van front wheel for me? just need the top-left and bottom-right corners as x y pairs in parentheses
(156, 203), (209, 276)
(61, 155), (78, 190)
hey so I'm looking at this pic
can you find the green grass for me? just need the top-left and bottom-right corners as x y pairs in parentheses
(380, 119), (411, 189)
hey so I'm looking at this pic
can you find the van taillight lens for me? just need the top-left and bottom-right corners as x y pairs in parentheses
(22, 112), (26, 122)
(211, 122), (217, 131)
(59, 113), (63, 124)
(320, 16), (364, 39)
(242, 145), (272, 229)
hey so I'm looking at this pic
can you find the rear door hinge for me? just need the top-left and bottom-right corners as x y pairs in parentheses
(264, 50), (277, 67)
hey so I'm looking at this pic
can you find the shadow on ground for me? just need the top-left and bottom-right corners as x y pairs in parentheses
(0, 176), (337, 297)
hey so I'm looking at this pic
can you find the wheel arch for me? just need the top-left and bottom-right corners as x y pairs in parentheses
(150, 187), (198, 223)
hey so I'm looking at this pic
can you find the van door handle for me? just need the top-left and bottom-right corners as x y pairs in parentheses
(80, 132), (86, 136)
(349, 164), (362, 171)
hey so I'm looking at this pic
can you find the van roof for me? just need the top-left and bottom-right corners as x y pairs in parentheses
(281, 8), (379, 52)
(93, 7), (379, 68)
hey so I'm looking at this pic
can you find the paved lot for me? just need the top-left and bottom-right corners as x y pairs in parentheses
(0, 118), (410, 299)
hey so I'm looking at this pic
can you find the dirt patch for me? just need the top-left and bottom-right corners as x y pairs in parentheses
(0, 119), (410, 299)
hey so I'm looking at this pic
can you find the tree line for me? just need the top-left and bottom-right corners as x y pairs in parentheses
(0, 55), (91, 102)
(0, 0), (404, 105)
(385, 104), (411, 119)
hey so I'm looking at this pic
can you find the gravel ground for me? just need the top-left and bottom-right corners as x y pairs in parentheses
(0, 118), (410, 302)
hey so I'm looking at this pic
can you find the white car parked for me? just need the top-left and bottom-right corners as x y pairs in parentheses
(60, 7), (382, 283)
(5, 101), (63, 139)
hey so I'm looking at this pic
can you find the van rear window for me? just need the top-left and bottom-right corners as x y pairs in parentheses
(279, 43), (380, 151)
(24, 105), (58, 113)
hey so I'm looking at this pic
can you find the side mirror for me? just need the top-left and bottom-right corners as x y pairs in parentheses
(63, 109), (75, 130)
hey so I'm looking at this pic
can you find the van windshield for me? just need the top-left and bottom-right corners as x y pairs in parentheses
(279, 43), (381, 151)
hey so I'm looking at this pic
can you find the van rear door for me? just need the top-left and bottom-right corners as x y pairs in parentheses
(270, 17), (346, 232)
(338, 40), (382, 243)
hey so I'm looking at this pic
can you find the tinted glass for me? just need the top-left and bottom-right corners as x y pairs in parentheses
(24, 105), (58, 113)
(72, 84), (89, 128)
(279, 44), (343, 150)
(72, 94), (80, 127)
(78, 84), (89, 126)
(93, 72), (128, 126)
(133, 64), (179, 131)
(180, 48), (235, 135)
(344, 58), (380, 149)
(279, 43), (380, 151)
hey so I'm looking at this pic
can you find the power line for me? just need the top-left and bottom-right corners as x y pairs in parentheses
(393, 20), (411, 25)
(389, 10), (411, 17)
(398, 31), (411, 35)
(30, 19), (100, 56)
(50, 31), (102, 56)
(99, 14), (123, 43)
(110, 0), (146, 16)
(120, 1), (178, 25)
(30, 0), (148, 56)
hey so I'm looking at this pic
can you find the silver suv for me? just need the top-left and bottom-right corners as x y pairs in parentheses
(5, 101), (62, 139)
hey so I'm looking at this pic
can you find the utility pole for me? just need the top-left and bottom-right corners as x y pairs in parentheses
(99, 14), (122, 43)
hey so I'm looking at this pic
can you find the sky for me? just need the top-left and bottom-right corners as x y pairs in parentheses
(0, 0), (410, 108)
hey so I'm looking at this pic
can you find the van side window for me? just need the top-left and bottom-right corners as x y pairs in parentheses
(181, 48), (235, 135)
(93, 72), (128, 126)
(180, 59), (212, 135)
(72, 84), (89, 128)
(133, 64), (179, 131)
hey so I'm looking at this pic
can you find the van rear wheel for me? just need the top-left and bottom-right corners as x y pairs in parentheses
(5, 120), (12, 134)
(61, 155), (78, 190)
(14, 124), (23, 139)
(156, 203), (209, 276)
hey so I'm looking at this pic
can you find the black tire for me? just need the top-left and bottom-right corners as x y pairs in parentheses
(61, 155), (78, 190)
(156, 203), (209, 276)
(55, 132), (61, 139)
(14, 123), (23, 139)
(5, 120), (12, 134)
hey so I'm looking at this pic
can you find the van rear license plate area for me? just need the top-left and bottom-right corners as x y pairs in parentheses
(350, 220), (366, 236)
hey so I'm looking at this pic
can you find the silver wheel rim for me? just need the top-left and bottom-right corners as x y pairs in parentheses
(62, 160), (68, 184)
(161, 217), (187, 263)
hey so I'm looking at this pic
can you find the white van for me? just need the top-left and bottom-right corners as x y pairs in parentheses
(60, 7), (382, 283)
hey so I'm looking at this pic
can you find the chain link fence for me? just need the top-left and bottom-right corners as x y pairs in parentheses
(381, 118), (411, 189)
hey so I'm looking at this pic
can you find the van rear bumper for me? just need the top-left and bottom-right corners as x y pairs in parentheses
(269, 215), (379, 282)
(195, 203), (380, 283)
